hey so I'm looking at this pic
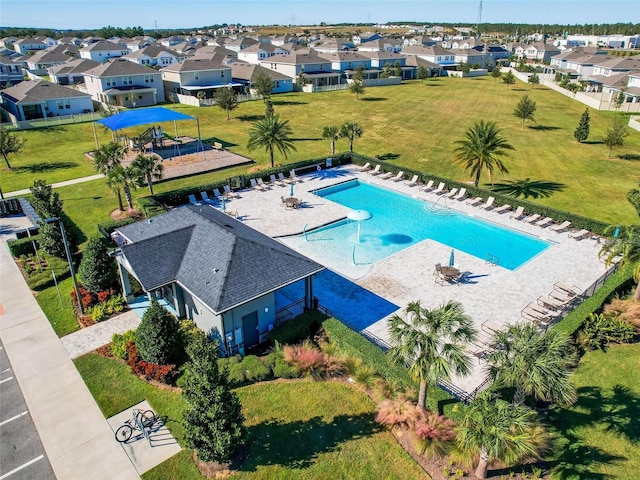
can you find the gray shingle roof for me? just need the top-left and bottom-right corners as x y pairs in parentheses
(83, 58), (160, 77)
(160, 58), (228, 73)
(117, 206), (324, 314)
(231, 61), (290, 82)
(0, 79), (91, 103)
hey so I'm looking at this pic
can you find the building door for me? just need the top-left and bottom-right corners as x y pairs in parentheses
(241, 311), (259, 349)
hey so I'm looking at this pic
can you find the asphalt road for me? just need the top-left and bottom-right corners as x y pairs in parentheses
(0, 339), (56, 480)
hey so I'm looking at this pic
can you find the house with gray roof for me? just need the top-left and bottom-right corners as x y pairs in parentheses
(24, 44), (79, 75)
(114, 206), (324, 355)
(0, 79), (93, 121)
(237, 42), (290, 65)
(13, 38), (46, 55)
(230, 61), (293, 93)
(259, 52), (340, 89)
(80, 41), (131, 62)
(0, 54), (24, 87)
(48, 58), (100, 85)
(122, 45), (185, 67)
(160, 58), (237, 99)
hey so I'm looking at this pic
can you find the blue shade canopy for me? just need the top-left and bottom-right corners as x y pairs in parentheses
(96, 107), (195, 131)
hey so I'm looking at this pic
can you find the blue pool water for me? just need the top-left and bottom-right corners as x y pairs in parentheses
(308, 180), (550, 270)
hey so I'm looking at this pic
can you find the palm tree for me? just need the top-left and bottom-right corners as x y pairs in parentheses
(130, 153), (164, 194)
(322, 125), (340, 155)
(93, 141), (125, 174)
(247, 114), (296, 168)
(106, 165), (125, 211)
(453, 120), (515, 188)
(457, 392), (546, 479)
(600, 224), (640, 300)
(487, 322), (577, 406)
(339, 121), (363, 152)
(388, 300), (477, 410)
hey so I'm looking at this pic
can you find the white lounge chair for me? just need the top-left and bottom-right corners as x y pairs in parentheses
(550, 220), (572, 232)
(453, 187), (467, 201)
(444, 187), (459, 199)
(523, 213), (541, 224)
(466, 196), (483, 206)
(537, 295), (567, 310)
(421, 180), (435, 191)
(493, 204), (511, 214)
(568, 228), (590, 240)
(289, 169), (303, 183)
(379, 170), (394, 180)
(357, 162), (371, 171)
(368, 164), (382, 175)
(224, 185), (239, 198)
(250, 178), (266, 191)
(188, 194), (199, 205)
(391, 171), (404, 182)
(201, 191), (214, 204)
(480, 196), (495, 210)
(433, 182), (446, 195)
(270, 174), (285, 186)
(554, 282), (581, 297)
(277, 173), (289, 185)
(510, 206), (526, 220)
(535, 216), (554, 228)
(258, 178), (271, 190)
(405, 174), (419, 187)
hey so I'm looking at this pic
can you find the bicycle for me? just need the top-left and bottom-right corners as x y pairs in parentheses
(114, 409), (157, 443)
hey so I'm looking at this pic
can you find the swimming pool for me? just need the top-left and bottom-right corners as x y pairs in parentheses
(297, 179), (550, 271)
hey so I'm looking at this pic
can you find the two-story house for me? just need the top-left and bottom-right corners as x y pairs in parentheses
(83, 58), (164, 107)
(226, 37), (259, 52)
(123, 45), (184, 67)
(260, 52), (340, 89)
(311, 38), (353, 54)
(357, 38), (403, 53)
(24, 44), (79, 75)
(48, 58), (100, 85)
(13, 38), (46, 55)
(230, 61), (293, 94)
(401, 45), (457, 71)
(0, 54), (24, 87)
(317, 51), (370, 74)
(352, 32), (382, 46)
(80, 41), (130, 62)
(161, 58), (235, 99)
(237, 43), (290, 64)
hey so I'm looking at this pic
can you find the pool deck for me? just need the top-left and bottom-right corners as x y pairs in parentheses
(219, 165), (613, 397)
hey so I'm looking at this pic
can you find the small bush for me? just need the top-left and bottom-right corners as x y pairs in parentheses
(123, 340), (177, 384)
(227, 362), (247, 385)
(105, 294), (125, 314)
(273, 356), (300, 379)
(8, 235), (40, 257)
(111, 330), (136, 359)
(90, 303), (108, 322)
(354, 362), (377, 388)
(415, 411), (457, 458)
(242, 355), (270, 382)
(263, 352), (278, 371)
(375, 395), (424, 431)
(283, 340), (344, 379)
(269, 312), (323, 345)
(136, 299), (182, 365)
(575, 313), (635, 351)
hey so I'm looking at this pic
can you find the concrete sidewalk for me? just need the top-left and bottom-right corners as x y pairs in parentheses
(4, 173), (105, 198)
(0, 218), (139, 479)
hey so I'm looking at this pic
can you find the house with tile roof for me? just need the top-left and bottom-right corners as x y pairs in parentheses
(0, 79), (93, 121)
(48, 58), (100, 85)
(230, 61), (293, 93)
(114, 206), (324, 355)
(82, 58), (164, 106)
(161, 58), (236, 99)
(80, 41), (131, 62)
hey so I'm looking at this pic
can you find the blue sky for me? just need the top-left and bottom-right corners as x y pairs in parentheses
(2, 0), (638, 30)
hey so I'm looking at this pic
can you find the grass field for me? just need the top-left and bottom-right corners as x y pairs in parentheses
(4, 77), (639, 223)
(75, 353), (426, 480)
(548, 343), (640, 479)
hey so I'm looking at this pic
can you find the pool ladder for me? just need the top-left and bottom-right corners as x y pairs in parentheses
(486, 253), (500, 267)
(425, 196), (456, 216)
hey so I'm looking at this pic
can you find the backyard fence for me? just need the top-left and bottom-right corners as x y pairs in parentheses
(0, 110), (99, 131)
(275, 299), (305, 325)
(581, 262), (620, 299)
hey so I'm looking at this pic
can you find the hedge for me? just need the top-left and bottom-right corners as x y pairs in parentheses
(268, 310), (324, 345)
(137, 196), (167, 217)
(321, 317), (462, 418)
(553, 265), (634, 337)
(97, 217), (138, 239)
(8, 235), (40, 257)
(350, 152), (610, 235)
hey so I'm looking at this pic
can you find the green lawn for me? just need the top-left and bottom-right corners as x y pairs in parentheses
(548, 343), (640, 479)
(75, 354), (426, 480)
(35, 276), (79, 337)
(4, 77), (640, 223)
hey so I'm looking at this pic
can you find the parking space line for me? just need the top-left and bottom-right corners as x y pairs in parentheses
(0, 376), (13, 384)
(0, 455), (43, 479)
(0, 411), (28, 426)
(1, 368), (10, 373)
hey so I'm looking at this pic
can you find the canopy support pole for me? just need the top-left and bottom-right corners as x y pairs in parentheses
(196, 118), (203, 156)
(92, 122), (99, 150)
(173, 120), (178, 139)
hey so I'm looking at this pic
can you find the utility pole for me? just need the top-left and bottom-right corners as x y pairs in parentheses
(47, 217), (83, 315)
(476, 0), (483, 39)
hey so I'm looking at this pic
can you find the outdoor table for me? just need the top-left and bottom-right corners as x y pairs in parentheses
(285, 197), (300, 209)
(440, 266), (459, 280)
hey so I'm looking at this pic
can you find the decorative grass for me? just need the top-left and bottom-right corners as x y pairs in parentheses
(548, 343), (640, 479)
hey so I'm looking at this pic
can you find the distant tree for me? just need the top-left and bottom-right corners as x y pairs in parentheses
(417, 65), (429, 83)
(0, 126), (26, 169)
(574, 108), (590, 143)
(339, 121), (363, 152)
(136, 298), (182, 365)
(528, 73), (540, 88)
(603, 121), (628, 158)
(393, 61), (403, 77)
(322, 125), (340, 155)
(130, 153), (163, 195)
(183, 335), (246, 463)
(613, 90), (625, 112)
(213, 87), (238, 120)
(490, 67), (502, 83)
(78, 237), (117, 293)
(296, 72), (306, 88)
(253, 72), (273, 100)
(106, 164), (136, 211)
(30, 180), (75, 258)
(247, 114), (296, 168)
(513, 94), (537, 127)
(502, 71), (516, 88)
(352, 65), (365, 82)
(349, 79), (366, 99)
(196, 90), (206, 102)
(453, 120), (515, 187)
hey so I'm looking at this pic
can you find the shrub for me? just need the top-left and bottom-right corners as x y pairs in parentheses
(227, 362), (247, 385)
(91, 303), (108, 322)
(283, 340), (343, 379)
(273, 356), (300, 379)
(8, 235), (39, 257)
(123, 339), (177, 384)
(105, 294), (125, 315)
(136, 299), (182, 365)
(111, 330), (136, 359)
(97, 217), (138, 239)
(269, 311), (323, 345)
(604, 296), (640, 332)
(78, 237), (117, 293)
(415, 411), (457, 458)
(375, 395), (424, 431)
(242, 355), (270, 382)
(263, 352), (278, 371)
(353, 362), (377, 388)
(575, 313), (635, 351)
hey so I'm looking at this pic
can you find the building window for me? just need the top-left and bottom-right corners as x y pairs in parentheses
(106, 77), (114, 86)
(194, 72), (199, 80)
(144, 74), (154, 83)
(122, 76), (133, 85)
(220, 71), (225, 78)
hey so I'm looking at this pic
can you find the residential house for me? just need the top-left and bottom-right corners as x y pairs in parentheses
(125, 39), (153, 52)
(123, 45), (185, 67)
(317, 51), (370, 74)
(226, 37), (259, 52)
(13, 38), (46, 55)
(159, 36), (186, 47)
(80, 41), (130, 62)
(48, 58), (100, 85)
(352, 32), (382, 45)
(237, 43), (290, 64)
(0, 79), (93, 121)
(34, 36), (58, 47)
(230, 61), (293, 94)
(0, 37), (18, 49)
(0, 54), (24, 87)
(517, 42), (560, 63)
(161, 58), (235, 98)
(404, 35), (438, 47)
(400, 45), (457, 71)
(24, 44), (79, 75)
(312, 38), (353, 53)
(113, 206), (324, 356)
(58, 37), (83, 46)
(260, 52), (340, 89)
(592, 56), (640, 77)
(270, 34), (300, 47)
(402, 55), (441, 78)
(82, 58), (164, 106)
(357, 38), (403, 53)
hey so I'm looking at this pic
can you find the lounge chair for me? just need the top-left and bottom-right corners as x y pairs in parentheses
(535, 216), (554, 228)
(224, 185), (239, 198)
(568, 228), (590, 240)
(550, 220), (572, 233)
(188, 194), (200, 205)
(444, 187), (459, 199)
(357, 162), (371, 171)
(391, 171), (404, 182)
(466, 196), (483, 206)
(213, 188), (225, 200)
(405, 174), (419, 187)
(554, 282), (580, 297)
(480, 196), (495, 210)
(522, 213), (541, 224)
(201, 191), (214, 204)
(537, 295), (567, 310)
(453, 187), (467, 201)
(521, 304), (556, 323)
(277, 173), (289, 185)
(368, 164), (382, 175)
(379, 170), (394, 180)
(493, 204), (512, 214)
(510, 206), (526, 220)
(270, 174), (285, 186)
(250, 178), (266, 191)
(289, 169), (303, 183)
(481, 319), (503, 334)
(433, 182), (446, 195)
(421, 180), (435, 191)
(257, 178), (271, 190)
